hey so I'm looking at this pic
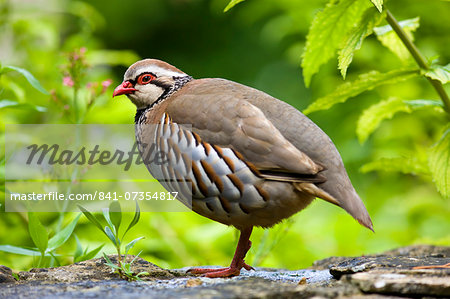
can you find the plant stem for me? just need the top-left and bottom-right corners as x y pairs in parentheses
(73, 87), (79, 123)
(117, 246), (124, 278)
(385, 9), (450, 114)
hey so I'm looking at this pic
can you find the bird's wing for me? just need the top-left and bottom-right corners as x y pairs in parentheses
(165, 79), (323, 180)
(167, 78), (372, 230)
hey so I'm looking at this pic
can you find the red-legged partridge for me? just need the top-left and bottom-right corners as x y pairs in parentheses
(113, 59), (373, 278)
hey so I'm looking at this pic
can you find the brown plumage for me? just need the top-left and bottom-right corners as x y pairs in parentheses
(113, 59), (373, 278)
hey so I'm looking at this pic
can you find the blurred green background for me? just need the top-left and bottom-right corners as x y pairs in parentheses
(0, 0), (449, 271)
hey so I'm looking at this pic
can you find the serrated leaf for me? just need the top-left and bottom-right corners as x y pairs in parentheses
(28, 212), (48, 254)
(109, 201), (122, 235)
(104, 226), (117, 246)
(2, 66), (49, 94)
(357, 98), (445, 143)
(123, 201), (140, 239)
(428, 128), (450, 199)
(361, 157), (430, 175)
(338, 7), (385, 78)
(302, 0), (370, 87)
(47, 214), (81, 251)
(0, 245), (41, 256)
(424, 63), (450, 84)
(0, 99), (47, 112)
(370, 0), (383, 12)
(303, 68), (419, 114)
(125, 237), (144, 255)
(224, 0), (245, 12)
(374, 17), (420, 61)
(357, 98), (412, 143)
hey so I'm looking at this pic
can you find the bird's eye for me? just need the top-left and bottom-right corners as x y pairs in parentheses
(137, 74), (154, 85)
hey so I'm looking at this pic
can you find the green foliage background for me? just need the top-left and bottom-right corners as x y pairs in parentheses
(0, 0), (449, 271)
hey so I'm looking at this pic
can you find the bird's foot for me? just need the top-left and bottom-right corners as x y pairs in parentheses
(188, 262), (254, 278)
(413, 263), (450, 270)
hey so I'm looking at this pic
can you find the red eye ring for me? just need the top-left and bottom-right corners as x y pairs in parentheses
(137, 74), (154, 85)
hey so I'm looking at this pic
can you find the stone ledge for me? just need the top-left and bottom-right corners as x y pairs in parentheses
(0, 245), (448, 298)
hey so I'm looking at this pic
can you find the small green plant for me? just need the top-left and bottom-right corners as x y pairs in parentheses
(78, 201), (148, 281)
(0, 213), (80, 268)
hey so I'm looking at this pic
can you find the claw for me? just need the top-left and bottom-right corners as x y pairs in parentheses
(187, 228), (254, 278)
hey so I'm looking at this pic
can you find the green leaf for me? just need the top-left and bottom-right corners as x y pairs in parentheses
(73, 235), (83, 262)
(123, 201), (140, 239)
(404, 99), (444, 109)
(47, 214), (81, 251)
(136, 271), (149, 277)
(370, 0), (383, 12)
(301, 0), (370, 87)
(361, 157), (430, 176)
(102, 253), (121, 269)
(357, 98), (445, 143)
(104, 226), (117, 246)
(357, 98), (412, 143)
(125, 237), (144, 255)
(109, 201), (122, 235)
(428, 128), (450, 199)
(303, 68), (419, 114)
(224, 0), (245, 12)
(338, 7), (385, 78)
(424, 63), (450, 84)
(28, 212), (48, 254)
(81, 244), (104, 261)
(78, 205), (104, 233)
(74, 240), (104, 263)
(374, 17), (420, 61)
(0, 245), (41, 256)
(102, 253), (121, 270)
(0, 99), (47, 112)
(2, 66), (49, 94)
(129, 250), (143, 265)
(102, 208), (116, 235)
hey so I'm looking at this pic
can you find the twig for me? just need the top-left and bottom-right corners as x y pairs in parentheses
(385, 9), (450, 114)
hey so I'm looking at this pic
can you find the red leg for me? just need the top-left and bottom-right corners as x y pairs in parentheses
(188, 227), (254, 278)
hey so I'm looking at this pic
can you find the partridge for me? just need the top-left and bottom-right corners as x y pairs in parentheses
(113, 59), (373, 278)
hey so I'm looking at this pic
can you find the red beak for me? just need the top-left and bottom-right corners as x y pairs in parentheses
(113, 81), (136, 97)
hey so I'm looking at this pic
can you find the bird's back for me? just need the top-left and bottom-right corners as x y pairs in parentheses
(165, 78), (373, 230)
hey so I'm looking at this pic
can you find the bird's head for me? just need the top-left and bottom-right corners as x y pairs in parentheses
(113, 59), (191, 109)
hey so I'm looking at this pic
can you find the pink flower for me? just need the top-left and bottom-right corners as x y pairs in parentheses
(102, 79), (112, 88)
(80, 47), (87, 55)
(101, 79), (113, 93)
(63, 76), (74, 87)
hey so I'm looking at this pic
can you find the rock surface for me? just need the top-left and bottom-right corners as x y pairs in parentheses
(0, 245), (448, 298)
